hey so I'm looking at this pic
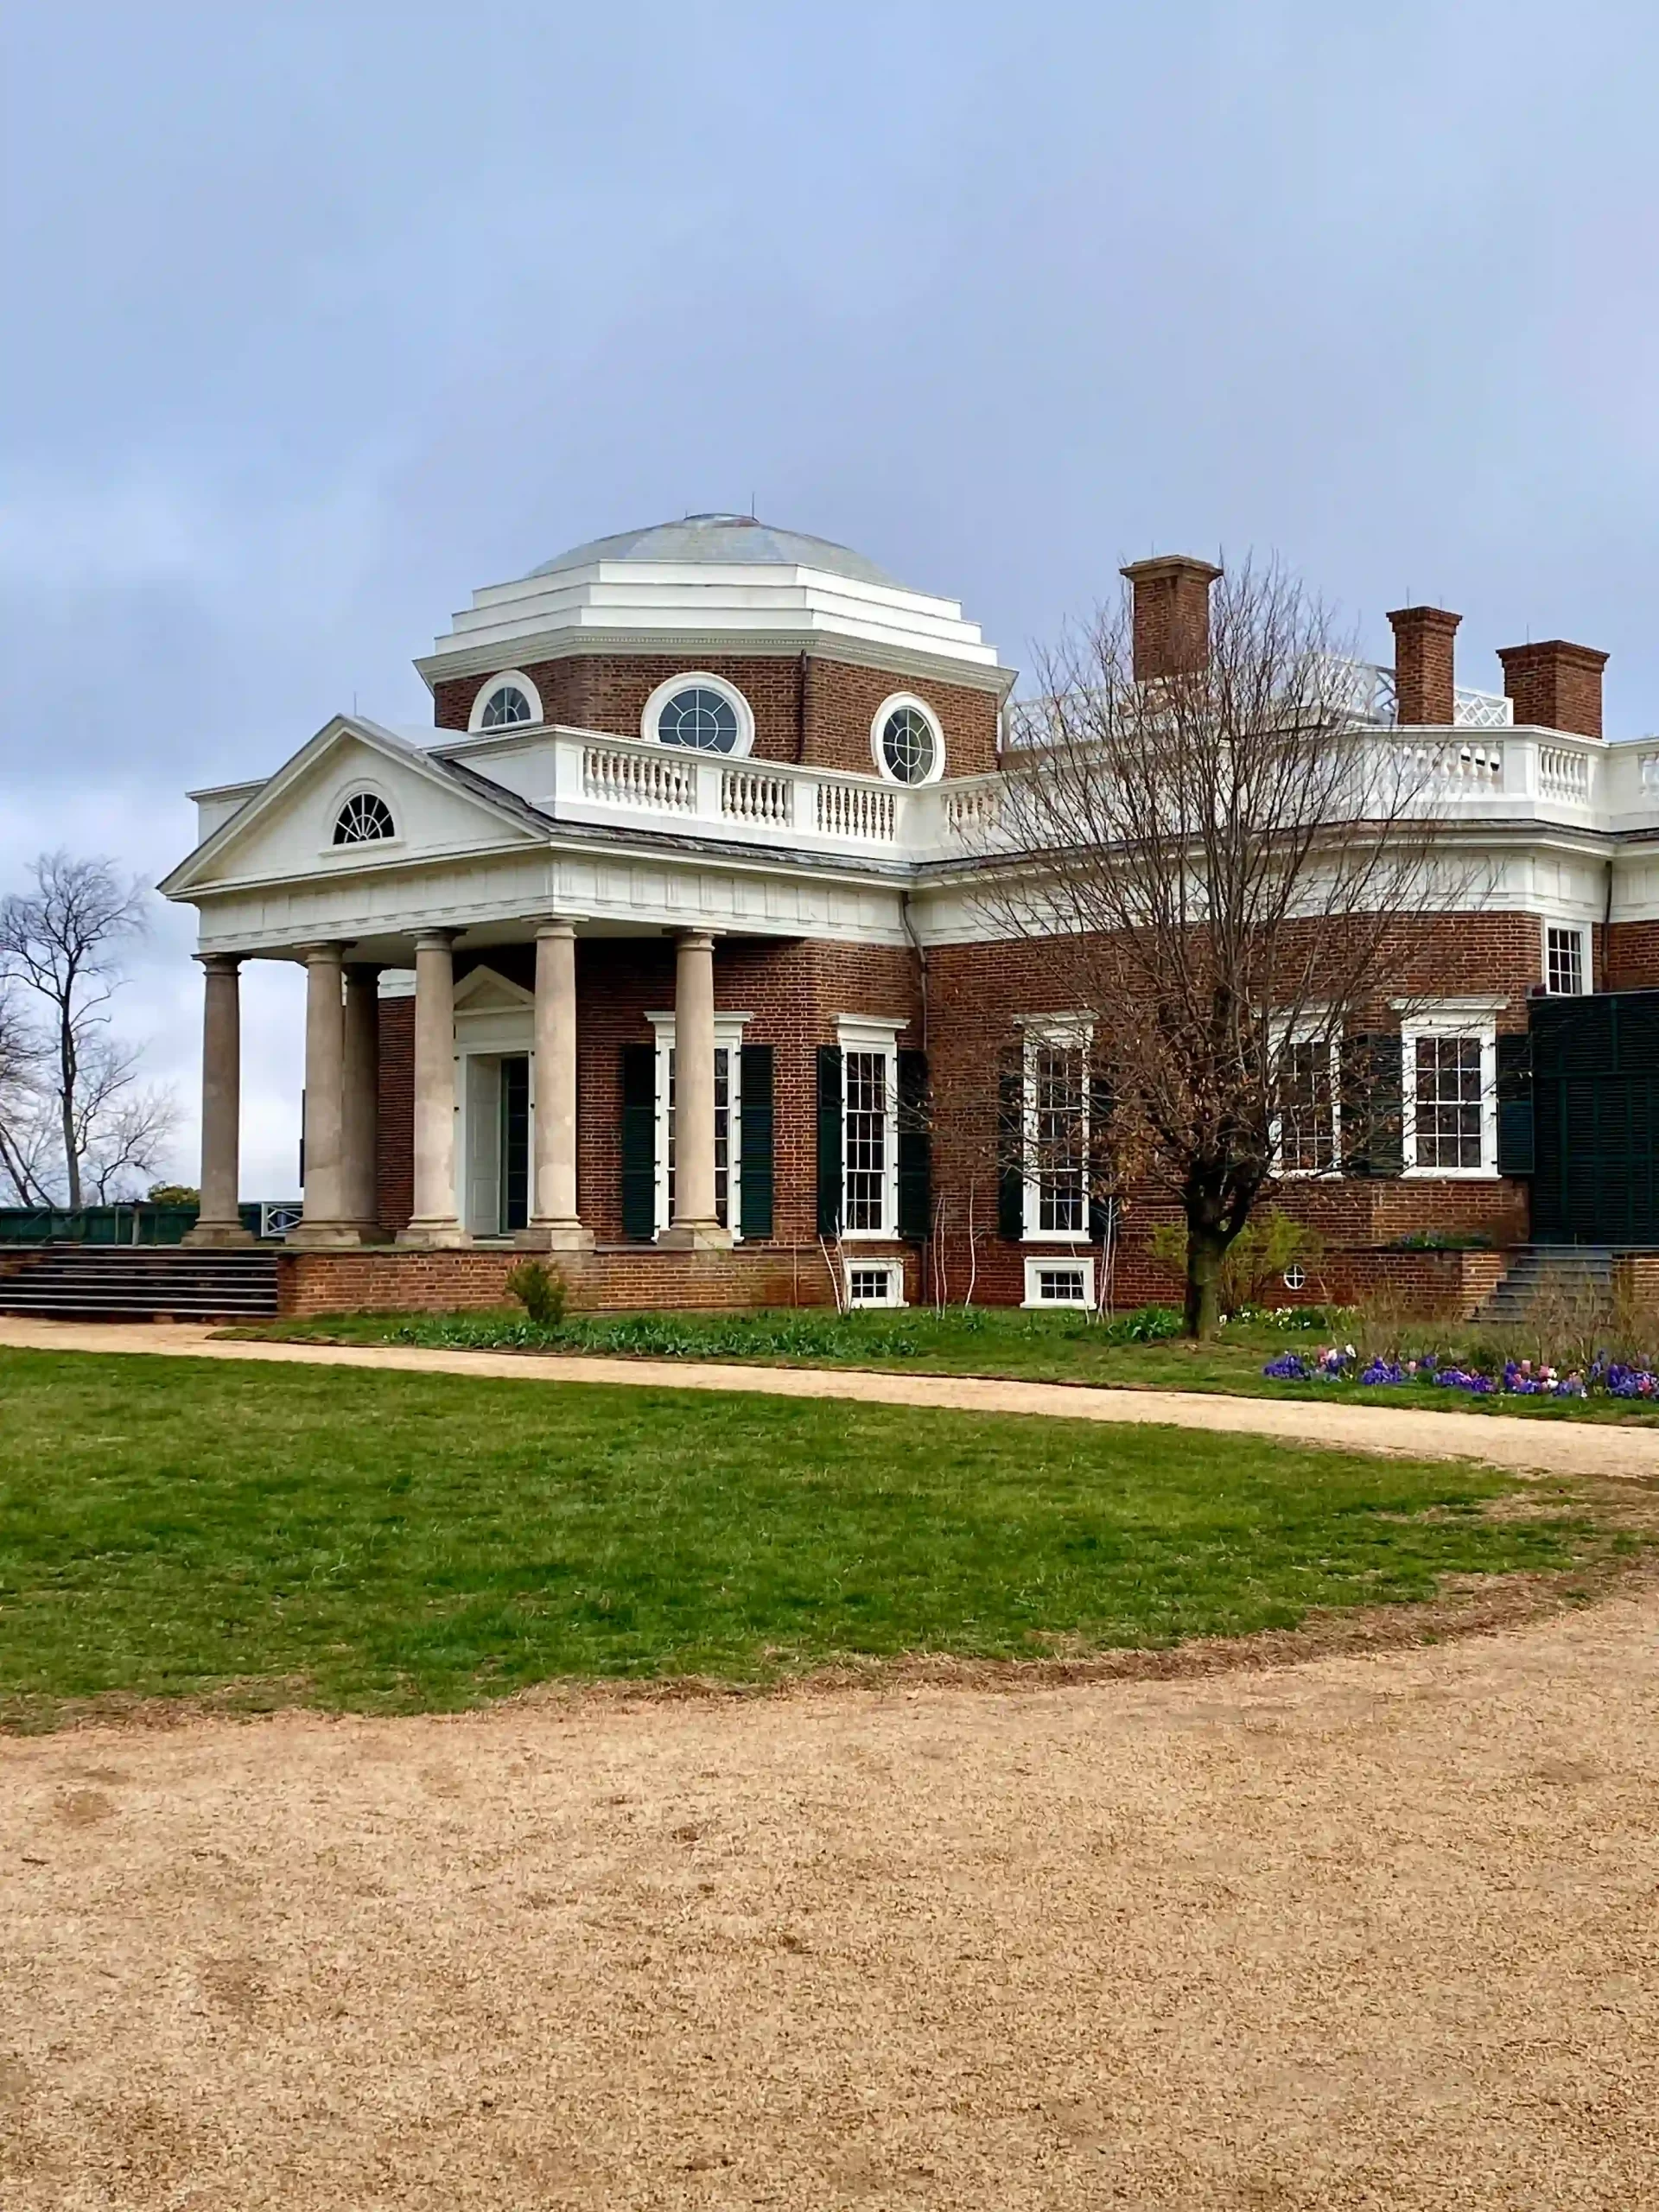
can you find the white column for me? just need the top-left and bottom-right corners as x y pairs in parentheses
(342, 963), (381, 1236)
(659, 930), (730, 1249)
(182, 953), (253, 1246)
(397, 930), (469, 1247)
(288, 942), (362, 1249)
(520, 919), (592, 1251)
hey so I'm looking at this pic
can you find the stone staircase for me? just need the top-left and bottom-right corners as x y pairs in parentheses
(0, 1246), (281, 1322)
(1473, 1245), (1617, 1326)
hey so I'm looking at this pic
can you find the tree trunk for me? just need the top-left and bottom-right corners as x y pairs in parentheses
(1183, 1211), (1228, 1338)
(59, 1017), (80, 1210)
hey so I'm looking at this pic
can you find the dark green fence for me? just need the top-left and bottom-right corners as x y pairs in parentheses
(0, 1203), (288, 1245)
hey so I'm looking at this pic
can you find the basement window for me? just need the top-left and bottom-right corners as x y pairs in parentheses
(1023, 1257), (1095, 1308)
(845, 1260), (905, 1308)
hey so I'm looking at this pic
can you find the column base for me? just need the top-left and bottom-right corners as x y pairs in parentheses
(285, 1219), (371, 1250)
(396, 1219), (474, 1249)
(657, 1221), (734, 1252)
(515, 1221), (595, 1254)
(182, 1219), (256, 1249)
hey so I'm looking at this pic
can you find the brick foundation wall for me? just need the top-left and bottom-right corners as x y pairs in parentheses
(431, 651), (1000, 778)
(276, 1243), (914, 1317)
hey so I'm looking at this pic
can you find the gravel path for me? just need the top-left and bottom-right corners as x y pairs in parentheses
(5, 1315), (1659, 1481)
(3, 1592), (1656, 2209)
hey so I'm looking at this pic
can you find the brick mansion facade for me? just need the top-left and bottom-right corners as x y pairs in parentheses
(161, 514), (1659, 1315)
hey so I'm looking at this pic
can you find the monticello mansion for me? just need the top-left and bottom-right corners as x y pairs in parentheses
(158, 513), (1659, 1318)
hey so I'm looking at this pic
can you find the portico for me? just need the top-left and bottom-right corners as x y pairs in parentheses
(189, 918), (738, 1252)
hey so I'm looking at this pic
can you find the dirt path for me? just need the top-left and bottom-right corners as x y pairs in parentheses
(3, 1591), (1656, 2209)
(6, 1314), (1659, 1481)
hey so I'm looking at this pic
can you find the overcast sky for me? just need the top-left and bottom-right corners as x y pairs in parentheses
(4, 0), (1656, 1194)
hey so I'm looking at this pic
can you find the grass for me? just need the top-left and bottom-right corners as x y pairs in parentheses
(0, 1347), (1636, 1726)
(226, 1303), (1659, 1423)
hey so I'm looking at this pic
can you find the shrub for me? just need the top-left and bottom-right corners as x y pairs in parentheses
(504, 1259), (569, 1329)
(1147, 1211), (1325, 1313)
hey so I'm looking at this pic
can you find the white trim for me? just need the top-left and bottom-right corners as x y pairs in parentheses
(836, 1017), (903, 1239)
(1268, 1014), (1342, 1179)
(1022, 1255), (1096, 1309)
(870, 691), (945, 786)
(844, 1256), (906, 1309)
(1542, 918), (1590, 995)
(468, 671), (543, 734)
(1401, 1007), (1499, 1179)
(1020, 1018), (1093, 1242)
(640, 671), (755, 759)
(645, 1011), (752, 1239)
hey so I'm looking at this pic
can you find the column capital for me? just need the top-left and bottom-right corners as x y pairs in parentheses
(194, 951), (243, 976)
(676, 929), (718, 951)
(530, 916), (579, 941)
(411, 927), (462, 953)
(293, 939), (349, 965)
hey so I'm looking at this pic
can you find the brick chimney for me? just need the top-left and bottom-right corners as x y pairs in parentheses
(1496, 639), (1609, 739)
(1387, 605), (1460, 726)
(1120, 555), (1222, 680)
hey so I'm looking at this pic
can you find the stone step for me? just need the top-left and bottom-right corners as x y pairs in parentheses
(0, 1247), (280, 1321)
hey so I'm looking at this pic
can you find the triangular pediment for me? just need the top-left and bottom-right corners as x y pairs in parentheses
(453, 964), (535, 1013)
(160, 715), (547, 900)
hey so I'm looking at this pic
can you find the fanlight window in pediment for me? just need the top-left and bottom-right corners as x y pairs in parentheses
(333, 791), (396, 845)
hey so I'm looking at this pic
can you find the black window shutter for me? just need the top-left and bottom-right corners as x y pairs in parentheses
(1087, 1065), (1114, 1241)
(620, 1042), (657, 1240)
(997, 1045), (1025, 1239)
(1497, 1030), (1535, 1176)
(816, 1045), (843, 1236)
(739, 1044), (775, 1238)
(897, 1049), (931, 1242)
(1341, 1033), (1404, 1178)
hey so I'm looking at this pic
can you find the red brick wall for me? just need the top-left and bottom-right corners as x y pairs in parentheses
(366, 909), (1564, 1313)
(1604, 923), (1659, 992)
(377, 995), (414, 1234)
(374, 938), (921, 1253)
(431, 652), (1000, 779)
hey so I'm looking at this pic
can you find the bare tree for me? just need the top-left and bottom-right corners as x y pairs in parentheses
(0, 852), (161, 1208)
(976, 558), (1458, 1337)
(0, 975), (54, 1205)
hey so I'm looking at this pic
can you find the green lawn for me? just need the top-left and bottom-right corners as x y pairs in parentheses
(0, 1348), (1631, 1726)
(230, 1304), (1659, 1424)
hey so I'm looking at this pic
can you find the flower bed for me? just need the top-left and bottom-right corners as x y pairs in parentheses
(1261, 1344), (1659, 1401)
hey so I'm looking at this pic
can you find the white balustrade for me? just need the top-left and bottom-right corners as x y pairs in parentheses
(582, 744), (696, 813)
(944, 784), (1002, 840)
(1539, 746), (1592, 803)
(519, 721), (1622, 859)
(721, 766), (793, 826)
(816, 779), (897, 841)
(1398, 741), (1505, 796)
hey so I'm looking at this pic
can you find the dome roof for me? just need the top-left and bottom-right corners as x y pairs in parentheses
(528, 512), (904, 589)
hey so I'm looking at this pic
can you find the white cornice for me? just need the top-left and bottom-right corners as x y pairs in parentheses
(418, 556), (1005, 688)
(415, 628), (1015, 699)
